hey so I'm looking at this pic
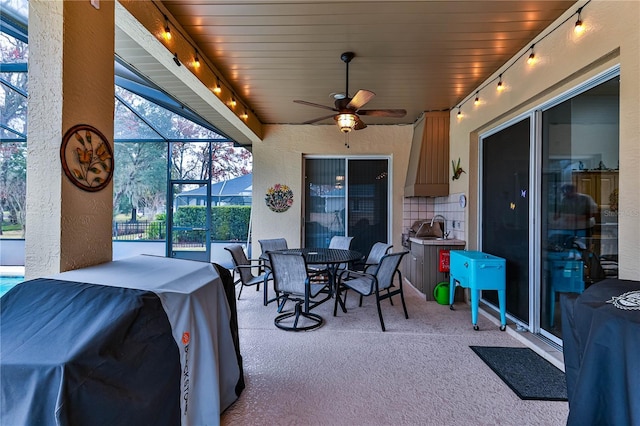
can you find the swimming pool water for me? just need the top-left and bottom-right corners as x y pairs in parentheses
(0, 276), (24, 297)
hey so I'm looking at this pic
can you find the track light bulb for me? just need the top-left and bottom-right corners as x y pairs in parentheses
(230, 97), (236, 107)
(457, 107), (462, 119)
(527, 46), (536, 65)
(497, 75), (504, 91)
(193, 51), (200, 68)
(474, 92), (480, 106)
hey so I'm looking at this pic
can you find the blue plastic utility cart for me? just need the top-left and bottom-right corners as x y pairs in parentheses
(449, 250), (507, 331)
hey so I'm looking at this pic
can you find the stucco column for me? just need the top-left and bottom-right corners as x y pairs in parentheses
(25, 0), (114, 278)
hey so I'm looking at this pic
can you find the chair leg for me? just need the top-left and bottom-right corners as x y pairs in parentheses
(399, 287), (409, 319)
(375, 291), (386, 332)
(237, 283), (244, 300)
(274, 301), (323, 331)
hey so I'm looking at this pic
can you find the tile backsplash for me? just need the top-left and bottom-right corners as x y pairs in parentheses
(403, 193), (466, 241)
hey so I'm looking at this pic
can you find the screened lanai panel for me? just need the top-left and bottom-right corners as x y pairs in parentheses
(114, 97), (164, 141)
(1, 72), (27, 142)
(0, 29), (27, 64)
(115, 86), (225, 141)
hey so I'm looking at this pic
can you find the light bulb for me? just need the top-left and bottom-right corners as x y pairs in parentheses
(193, 52), (200, 68)
(574, 9), (584, 34)
(163, 15), (171, 41)
(474, 92), (480, 106)
(527, 52), (535, 65)
(213, 78), (222, 94)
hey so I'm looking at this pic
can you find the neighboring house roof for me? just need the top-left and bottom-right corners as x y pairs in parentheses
(177, 174), (252, 199)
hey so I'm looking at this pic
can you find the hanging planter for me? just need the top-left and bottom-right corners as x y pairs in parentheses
(265, 183), (293, 213)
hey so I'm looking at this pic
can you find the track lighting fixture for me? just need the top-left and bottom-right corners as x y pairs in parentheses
(457, 107), (462, 119)
(173, 53), (181, 67)
(474, 92), (480, 106)
(574, 7), (584, 34)
(229, 97), (237, 107)
(163, 15), (171, 41)
(497, 74), (504, 91)
(241, 110), (248, 120)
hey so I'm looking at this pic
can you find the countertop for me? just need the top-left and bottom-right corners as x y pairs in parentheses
(409, 237), (466, 246)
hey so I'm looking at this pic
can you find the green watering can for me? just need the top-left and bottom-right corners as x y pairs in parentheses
(433, 281), (450, 305)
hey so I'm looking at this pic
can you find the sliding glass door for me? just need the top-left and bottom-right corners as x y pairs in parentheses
(481, 118), (531, 325)
(540, 75), (620, 340)
(304, 157), (390, 255)
(479, 68), (620, 344)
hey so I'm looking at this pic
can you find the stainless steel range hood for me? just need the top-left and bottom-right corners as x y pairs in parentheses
(404, 111), (450, 197)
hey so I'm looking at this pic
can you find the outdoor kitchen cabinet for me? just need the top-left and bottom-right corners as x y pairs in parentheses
(406, 239), (466, 301)
(408, 243), (424, 293)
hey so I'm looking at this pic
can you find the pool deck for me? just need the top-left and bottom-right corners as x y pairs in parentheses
(0, 266), (25, 276)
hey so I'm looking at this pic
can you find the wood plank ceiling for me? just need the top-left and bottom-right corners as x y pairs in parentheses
(160, 0), (578, 128)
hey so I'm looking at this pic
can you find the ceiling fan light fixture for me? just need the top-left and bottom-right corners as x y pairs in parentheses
(336, 113), (356, 133)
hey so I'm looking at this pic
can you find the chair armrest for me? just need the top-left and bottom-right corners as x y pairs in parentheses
(337, 269), (374, 282)
(233, 263), (264, 272)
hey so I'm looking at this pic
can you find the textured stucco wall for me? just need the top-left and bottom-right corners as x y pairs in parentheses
(251, 124), (413, 255)
(25, 0), (114, 278)
(448, 0), (639, 278)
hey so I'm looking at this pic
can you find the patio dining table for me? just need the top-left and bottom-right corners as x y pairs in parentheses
(274, 247), (363, 311)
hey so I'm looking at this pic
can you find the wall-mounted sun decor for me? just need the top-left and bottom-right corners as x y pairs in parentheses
(265, 184), (293, 213)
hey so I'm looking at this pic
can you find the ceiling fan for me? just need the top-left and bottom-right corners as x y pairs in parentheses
(293, 52), (406, 133)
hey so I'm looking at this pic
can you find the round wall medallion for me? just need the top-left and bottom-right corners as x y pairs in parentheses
(60, 124), (113, 192)
(265, 183), (293, 212)
(459, 194), (467, 208)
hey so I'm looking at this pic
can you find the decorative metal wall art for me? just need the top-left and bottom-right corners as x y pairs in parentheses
(60, 124), (113, 192)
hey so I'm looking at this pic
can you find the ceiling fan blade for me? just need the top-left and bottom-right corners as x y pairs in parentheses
(303, 114), (337, 125)
(293, 99), (337, 112)
(353, 115), (367, 130)
(357, 109), (407, 118)
(347, 89), (375, 110)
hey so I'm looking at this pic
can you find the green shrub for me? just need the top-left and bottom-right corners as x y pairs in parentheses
(174, 205), (251, 241)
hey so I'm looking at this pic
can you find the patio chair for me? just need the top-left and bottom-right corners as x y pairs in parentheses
(267, 251), (331, 331)
(335, 251), (409, 331)
(224, 245), (272, 302)
(258, 238), (289, 306)
(309, 235), (355, 277)
(258, 238), (288, 269)
(353, 242), (393, 274)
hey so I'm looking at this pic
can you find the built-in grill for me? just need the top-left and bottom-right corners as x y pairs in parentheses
(402, 219), (443, 248)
